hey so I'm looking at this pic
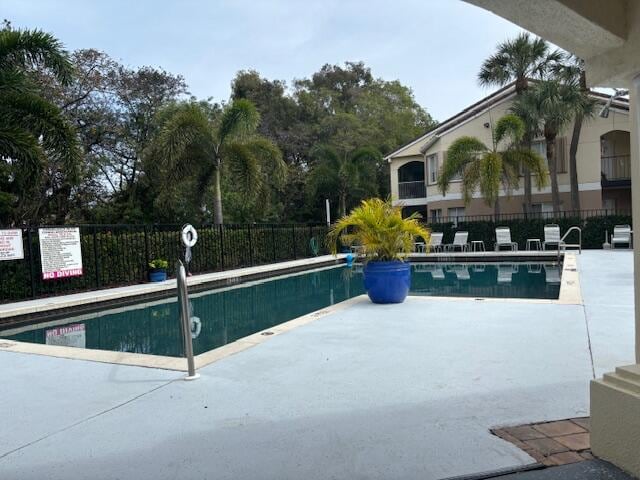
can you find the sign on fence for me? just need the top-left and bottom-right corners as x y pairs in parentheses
(45, 324), (86, 348)
(0, 229), (24, 261)
(39, 227), (83, 280)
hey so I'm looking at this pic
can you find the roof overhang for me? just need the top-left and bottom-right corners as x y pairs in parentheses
(465, 0), (639, 88)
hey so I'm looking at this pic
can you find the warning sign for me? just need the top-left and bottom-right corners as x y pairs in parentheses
(45, 323), (86, 348)
(39, 227), (83, 280)
(0, 229), (24, 261)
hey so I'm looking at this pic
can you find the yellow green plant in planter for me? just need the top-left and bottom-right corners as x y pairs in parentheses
(148, 258), (169, 282)
(327, 198), (430, 303)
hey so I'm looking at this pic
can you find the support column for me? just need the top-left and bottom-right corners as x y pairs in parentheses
(590, 74), (640, 477)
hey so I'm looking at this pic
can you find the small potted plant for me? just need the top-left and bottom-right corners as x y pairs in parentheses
(327, 198), (430, 304)
(148, 258), (169, 282)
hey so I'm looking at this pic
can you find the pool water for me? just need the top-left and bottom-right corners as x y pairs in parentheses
(1, 263), (561, 357)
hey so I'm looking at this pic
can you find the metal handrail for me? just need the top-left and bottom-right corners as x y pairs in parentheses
(177, 260), (199, 380)
(558, 226), (582, 261)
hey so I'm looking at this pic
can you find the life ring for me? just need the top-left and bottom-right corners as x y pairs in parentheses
(181, 224), (198, 247)
(190, 316), (202, 339)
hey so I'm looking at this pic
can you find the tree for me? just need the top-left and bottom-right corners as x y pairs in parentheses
(478, 32), (561, 213)
(306, 144), (380, 218)
(551, 56), (595, 211)
(149, 99), (286, 224)
(35, 48), (188, 222)
(438, 114), (549, 216)
(0, 23), (80, 224)
(513, 80), (593, 214)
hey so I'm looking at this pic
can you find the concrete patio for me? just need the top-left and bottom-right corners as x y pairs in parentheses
(0, 250), (634, 480)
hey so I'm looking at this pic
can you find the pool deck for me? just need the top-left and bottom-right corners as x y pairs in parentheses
(0, 250), (634, 480)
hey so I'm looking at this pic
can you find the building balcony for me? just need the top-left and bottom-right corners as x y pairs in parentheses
(398, 181), (426, 199)
(601, 154), (631, 188)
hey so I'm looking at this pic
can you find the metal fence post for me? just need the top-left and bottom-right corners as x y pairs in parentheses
(27, 228), (36, 298)
(93, 226), (101, 289)
(218, 224), (225, 269)
(292, 225), (297, 259)
(271, 225), (276, 262)
(247, 224), (253, 266)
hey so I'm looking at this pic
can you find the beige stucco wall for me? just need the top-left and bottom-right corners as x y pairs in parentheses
(389, 92), (630, 216)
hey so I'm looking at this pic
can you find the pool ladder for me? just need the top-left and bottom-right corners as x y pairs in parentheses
(177, 260), (199, 380)
(557, 226), (582, 262)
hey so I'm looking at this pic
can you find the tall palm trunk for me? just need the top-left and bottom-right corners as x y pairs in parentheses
(568, 114), (582, 212)
(568, 69), (587, 212)
(523, 168), (532, 215)
(212, 167), (224, 225)
(545, 132), (561, 214)
(494, 197), (501, 219)
(339, 191), (347, 218)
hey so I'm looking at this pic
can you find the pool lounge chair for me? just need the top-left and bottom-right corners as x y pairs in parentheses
(495, 227), (518, 251)
(543, 224), (563, 250)
(445, 231), (469, 252)
(429, 232), (444, 252)
(611, 224), (632, 249)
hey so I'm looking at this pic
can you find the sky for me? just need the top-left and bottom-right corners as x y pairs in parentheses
(2, 0), (528, 121)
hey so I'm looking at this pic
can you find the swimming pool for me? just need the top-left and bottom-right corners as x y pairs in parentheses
(1, 262), (561, 357)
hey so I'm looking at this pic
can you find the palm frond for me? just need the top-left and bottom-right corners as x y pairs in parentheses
(218, 99), (259, 144)
(224, 141), (261, 196)
(0, 28), (74, 84)
(439, 136), (488, 195)
(493, 113), (525, 148)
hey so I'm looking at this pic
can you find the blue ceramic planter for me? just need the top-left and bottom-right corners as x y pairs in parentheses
(149, 269), (167, 282)
(363, 261), (411, 304)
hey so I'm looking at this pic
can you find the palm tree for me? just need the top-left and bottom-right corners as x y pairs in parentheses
(0, 25), (80, 222)
(438, 114), (549, 216)
(551, 56), (595, 211)
(513, 80), (594, 214)
(151, 99), (286, 224)
(306, 145), (380, 218)
(478, 32), (561, 213)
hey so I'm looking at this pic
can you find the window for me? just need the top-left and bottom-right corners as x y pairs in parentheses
(427, 153), (439, 184)
(531, 202), (554, 219)
(447, 207), (465, 227)
(430, 208), (442, 223)
(531, 138), (567, 174)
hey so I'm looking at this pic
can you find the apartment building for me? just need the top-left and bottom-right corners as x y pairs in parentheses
(386, 82), (631, 221)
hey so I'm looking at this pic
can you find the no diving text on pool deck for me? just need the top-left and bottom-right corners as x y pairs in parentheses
(0, 227), (83, 281)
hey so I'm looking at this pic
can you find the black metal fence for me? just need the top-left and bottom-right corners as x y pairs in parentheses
(424, 209), (633, 250)
(0, 223), (328, 303)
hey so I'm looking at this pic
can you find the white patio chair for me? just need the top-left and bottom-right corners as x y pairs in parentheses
(495, 227), (518, 251)
(544, 264), (561, 284)
(497, 264), (518, 283)
(611, 224), (632, 249)
(429, 232), (444, 252)
(543, 224), (563, 250)
(445, 231), (469, 252)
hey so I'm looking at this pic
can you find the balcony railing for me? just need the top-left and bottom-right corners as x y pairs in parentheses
(601, 155), (631, 181)
(398, 180), (426, 199)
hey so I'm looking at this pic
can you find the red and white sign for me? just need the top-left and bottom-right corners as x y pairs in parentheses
(45, 323), (86, 348)
(0, 229), (24, 261)
(38, 227), (83, 280)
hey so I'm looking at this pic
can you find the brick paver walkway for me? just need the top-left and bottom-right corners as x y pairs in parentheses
(492, 418), (593, 466)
